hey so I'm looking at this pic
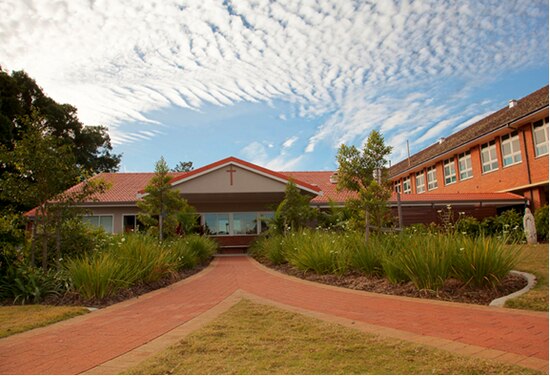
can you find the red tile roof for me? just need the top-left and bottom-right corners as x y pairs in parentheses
(24, 163), (526, 218)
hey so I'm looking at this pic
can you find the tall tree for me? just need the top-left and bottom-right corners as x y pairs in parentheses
(137, 157), (193, 241)
(0, 68), (120, 212)
(336, 130), (393, 238)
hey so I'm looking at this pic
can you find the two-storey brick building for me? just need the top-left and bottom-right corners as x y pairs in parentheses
(388, 86), (549, 212)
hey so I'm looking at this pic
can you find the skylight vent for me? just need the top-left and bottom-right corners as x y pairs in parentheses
(509, 99), (518, 109)
(329, 173), (338, 184)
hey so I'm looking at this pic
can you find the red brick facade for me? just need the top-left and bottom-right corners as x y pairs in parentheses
(389, 88), (549, 211)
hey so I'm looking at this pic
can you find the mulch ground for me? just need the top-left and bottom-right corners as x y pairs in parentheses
(263, 259), (528, 306)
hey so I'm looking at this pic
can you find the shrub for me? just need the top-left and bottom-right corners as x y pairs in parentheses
(0, 262), (69, 304)
(182, 234), (217, 263)
(455, 216), (481, 237)
(66, 252), (132, 300)
(535, 205), (549, 242)
(249, 235), (286, 265)
(347, 233), (383, 276)
(452, 236), (520, 288)
(111, 234), (175, 283)
(495, 209), (524, 243)
(165, 239), (197, 270)
(390, 234), (456, 290)
(284, 230), (347, 275)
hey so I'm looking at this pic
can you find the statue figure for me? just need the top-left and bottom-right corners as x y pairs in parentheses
(523, 207), (537, 244)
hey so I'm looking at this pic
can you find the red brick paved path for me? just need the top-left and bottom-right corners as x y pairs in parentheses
(0, 256), (547, 374)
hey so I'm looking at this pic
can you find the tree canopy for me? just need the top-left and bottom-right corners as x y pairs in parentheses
(335, 130), (393, 233)
(0, 68), (121, 212)
(137, 157), (194, 241)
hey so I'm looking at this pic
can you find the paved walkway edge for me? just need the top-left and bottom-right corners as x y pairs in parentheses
(82, 288), (548, 374)
(490, 270), (537, 307)
(81, 289), (243, 375)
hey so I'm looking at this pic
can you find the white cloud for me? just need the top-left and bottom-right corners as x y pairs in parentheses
(0, 0), (547, 160)
(282, 136), (298, 149)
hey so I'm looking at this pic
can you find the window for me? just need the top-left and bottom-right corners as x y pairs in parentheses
(232, 212), (258, 235)
(415, 171), (425, 193)
(123, 215), (136, 233)
(458, 151), (473, 180)
(443, 158), (457, 185)
(394, 181), (401, 193)
(501, 131), (522, 167)
(403, 177), (411, 194)
(533, 117), (549, 157)
(82, 215), (113, 233)
(427, 166), (438, 190)
(203, 212), (275, 236)
(204, 213), (230, 235)
(480, 141), (499, 173)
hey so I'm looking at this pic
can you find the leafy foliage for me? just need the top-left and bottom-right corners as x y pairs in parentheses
(335, 130), (393, 233)
(0, 69), (120, 213)
(137, 157), (195, 241)
(171, 161), (194, 172)
(535, 205), (549, 242)
(271, 181), (316, 234)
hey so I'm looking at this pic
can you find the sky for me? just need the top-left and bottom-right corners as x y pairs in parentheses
(1, 0), (548, 172)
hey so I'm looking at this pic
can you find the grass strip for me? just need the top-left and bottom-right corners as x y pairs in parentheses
(505, 244), (549, 311)
(128, 299), (535, 375)
(0, 305), (88, 338)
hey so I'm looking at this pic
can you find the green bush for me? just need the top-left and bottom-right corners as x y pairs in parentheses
(455, 215), (481, 237)
(495, 209), (524, 243)
(452, 236), (520, 288)
(66, 252), (133, 300)
(391, 234), (456, 290)
(249, 235), (286, 265)
(284, 230), (347, 275)
(111, 234), (175, 284)
(535, 205), (549, 242)
(181, 234), (217, 263)
(347, 233), (383, 276)
(164, 239), (197, 270)
(0, 261), (69, 304)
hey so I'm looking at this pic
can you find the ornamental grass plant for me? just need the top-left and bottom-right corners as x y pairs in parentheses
(66, 233), (216, 300)
(452, 236), (520, 288)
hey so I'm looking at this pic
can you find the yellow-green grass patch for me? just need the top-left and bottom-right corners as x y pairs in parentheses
(0, 305), (88, 338)
(128, 300), (535, 375)
(505, 244), (549, 311)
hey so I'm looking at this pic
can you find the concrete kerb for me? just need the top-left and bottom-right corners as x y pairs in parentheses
(490, 270), (537, 307)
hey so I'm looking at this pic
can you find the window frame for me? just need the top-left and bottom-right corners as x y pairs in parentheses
(458, 151), (473, 181)
(415, 171), (425, 194)
(533, 117), (549, 157)
(500, 131), (522, 167)
(394, 180), (401, 193)
(480, 140), (499, 174)
(82, 214), (114, 233)
(443, 158), (457, 185)
(427, 166), (438, 191)
(202, 212), (275, 236)
(403, 177), (412, 194)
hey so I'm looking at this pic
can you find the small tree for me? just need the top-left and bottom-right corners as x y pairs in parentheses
(171, 161), (194, 173)
(137, 157), (193, 241)
(272, 181), (315, 234)
(336, 130), (393, 239)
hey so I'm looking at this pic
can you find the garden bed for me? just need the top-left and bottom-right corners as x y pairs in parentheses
(40, 263), (209, 309)
(264, 259), (528, 306)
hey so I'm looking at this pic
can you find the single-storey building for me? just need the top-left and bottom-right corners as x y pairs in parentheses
(27, 156), (527, 251)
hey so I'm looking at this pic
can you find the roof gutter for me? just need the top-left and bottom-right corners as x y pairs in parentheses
(390, 105), (548, 179)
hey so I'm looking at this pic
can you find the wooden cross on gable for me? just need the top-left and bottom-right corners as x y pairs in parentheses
(226, 165), (237, 186)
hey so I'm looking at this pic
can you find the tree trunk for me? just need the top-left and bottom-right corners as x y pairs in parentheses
(365, 209), (370, 243)
(55, 222), (62, 269)
(159, 214), (164, 242)
(397, 191), (403, 229)
(30, 221), (37, 265)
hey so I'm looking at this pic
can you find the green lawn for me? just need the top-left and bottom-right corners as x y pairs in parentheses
(0, 305), (88, 338)
(505, 243), (549, 311)
(128, 299), (535, 375)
